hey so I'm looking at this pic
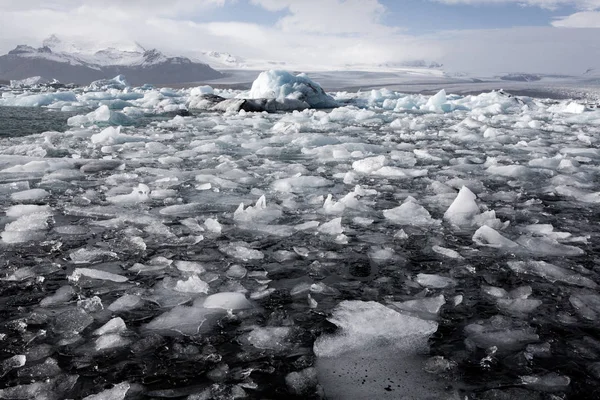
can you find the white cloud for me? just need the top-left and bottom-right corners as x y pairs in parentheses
(435, 26), (600, 74)
(433, 0), (600, 10)
(552, 10), (600, 25)
(0, 0), (599, 75)
(251, 0), (394, 34)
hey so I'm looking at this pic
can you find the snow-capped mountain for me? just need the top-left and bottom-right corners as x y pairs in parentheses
(198, 51), (247, 69)
(0, 35), (223, 85)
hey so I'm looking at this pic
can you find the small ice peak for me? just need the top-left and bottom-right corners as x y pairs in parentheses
(444, 186), (508, 230)
(323, 194), (345, 214)
(473, 225), (519, 250)
(422, 89), (452, 112)
(444, 186), (478, 225)
(93, 317), (127, 336)
(204, 218), (222, 234)
(107, 183), (151, 205)
(234, 195), (281, 223)
(383, 196), (440, 227)
(318, 217), (344, 235)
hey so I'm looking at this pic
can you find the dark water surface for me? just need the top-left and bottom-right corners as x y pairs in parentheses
(0, 107), (79, 137)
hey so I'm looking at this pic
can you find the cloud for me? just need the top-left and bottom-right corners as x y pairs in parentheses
(434, 26), (600, 74)
(552, 10), (600, 25)
(250, 0), (394, 34)
(433, 0), (600, 10)
(0, 0), (434, 67)
(0, 0), (229, 15)
(0, 0), (598, 75)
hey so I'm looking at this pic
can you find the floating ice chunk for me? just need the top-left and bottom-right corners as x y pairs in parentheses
(80, 160), (124, 174)
(0, 375), (78, 400)
(353, 217), (373, 226)
(315, 301), (437, 357)
(234, 195), (281, 223)
(174, 275), (209, 294)
(314, 301), (446, 400)
(422, 89), (452, 112)
(90, 75), (129, 90)
(507, 261), (597, 288)
(70, 248), (118, 264)
(130, 256), (173, 273)
(190, 85), (214, 96)
(432, 245), (463, 259)
(370, 166), (428, 178)
(272, 175), (333, 193)
(240, 326), (291, 351)
(108, 294), (142, 312)
(497, 298), (542, 315)
(483, 286), (509, 299)
(0, 91), (77, 107)
(4, 212), (50, 232)
(174, 261), (206, 274)
(68, 105), (133, 127)
(318, 217), (343, 235)
(203, 292), (253, 310)
(95, 334), (131, 351)
(226, 264), (247, 279)
(383, 197), (439, 227)
(569, 292), (600, 320)
(486, 164), (530, 178)
(69, 268), (127, 283)
(0, 355), (26, 378)
(144, 305), (217, 335)
(286, 368), (318, 396)
(521, 373), (570, 392)
(564, 102), (586, 114)
(516, 236), (584, 257)
(473, 226), (519, 250)
(107, 184), (150, 205)
(53, 308), (94, 335)
(83, 382), (130, 400)
(323, 194), (345, 214)
(522, 224), (571, 241)
(443, 186), (479, 226)
(352, 155), (385, 174)
(1, 211), (52, 243)
(219, 243), (264, 260)
(484, 285), (541, 315)
(91, 126), (147, 145)
(415, 273), (456, 289)
(464, 316), (539, 352)
(368, 247), (395, 263)
(94, 318), (126, 336)
(10, 189), (49, 202)
(5, 204), (51, 218)
(393, 295), (446, 319)
(249, 70), (337, 109)
(40, 285), (75, 307)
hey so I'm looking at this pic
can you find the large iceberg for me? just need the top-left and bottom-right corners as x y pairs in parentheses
(248, 70), (338, 109)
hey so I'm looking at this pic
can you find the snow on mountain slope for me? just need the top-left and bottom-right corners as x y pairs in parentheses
(0, 35), (223, 85)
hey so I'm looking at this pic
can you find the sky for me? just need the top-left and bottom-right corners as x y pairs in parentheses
(0, 0), (599, 74)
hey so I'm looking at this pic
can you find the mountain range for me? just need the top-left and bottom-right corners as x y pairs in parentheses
(0, 35), (223, 86)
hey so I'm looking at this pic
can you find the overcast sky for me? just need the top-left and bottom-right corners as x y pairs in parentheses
(0, 0), (599, 74)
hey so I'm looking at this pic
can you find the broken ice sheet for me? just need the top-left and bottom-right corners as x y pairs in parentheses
(314, 301), (455, 399)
